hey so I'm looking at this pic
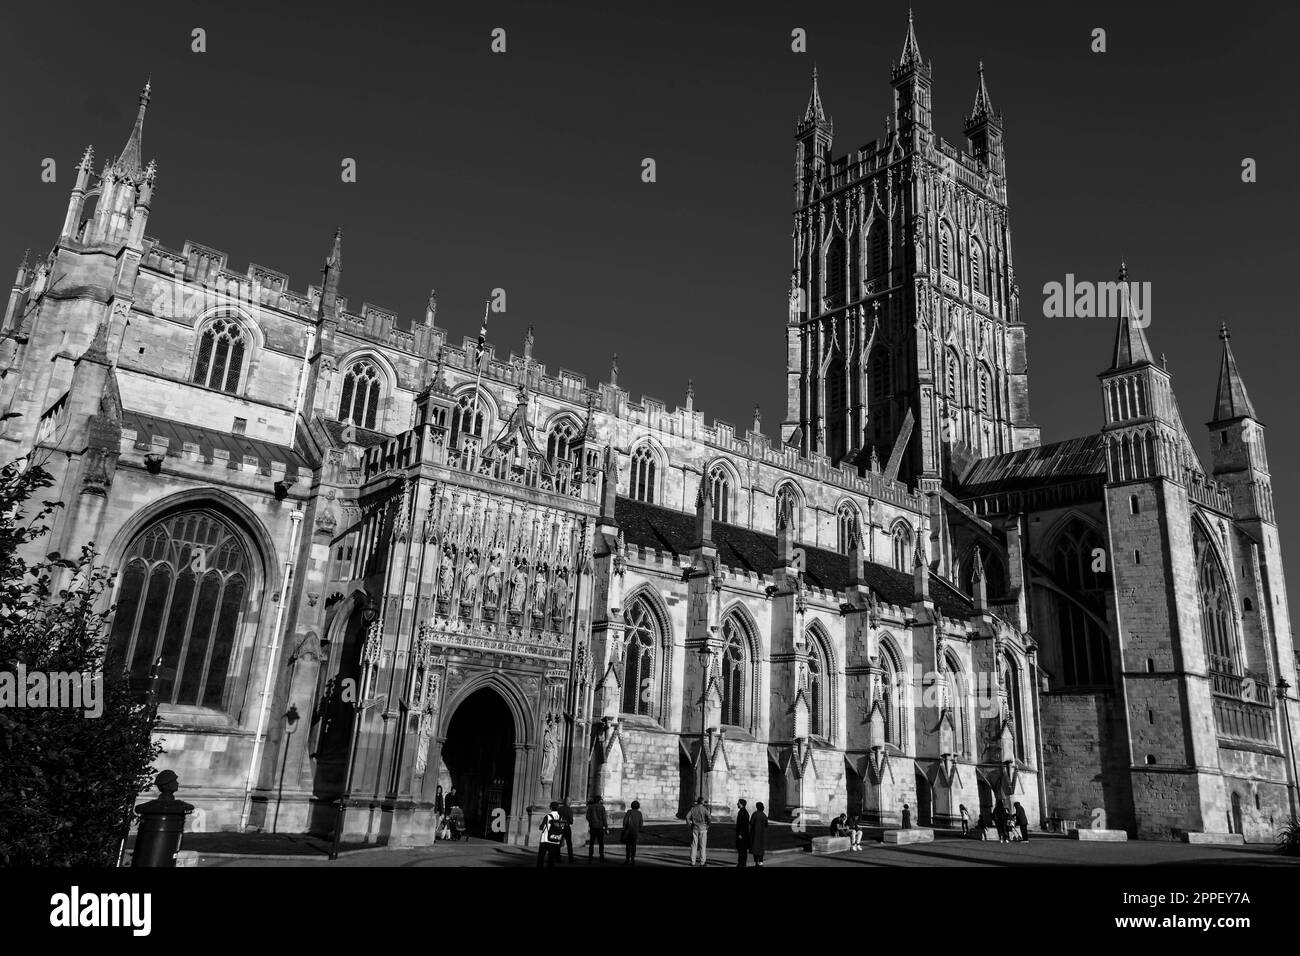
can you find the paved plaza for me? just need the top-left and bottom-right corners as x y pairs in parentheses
(192, 831), (1298, 868)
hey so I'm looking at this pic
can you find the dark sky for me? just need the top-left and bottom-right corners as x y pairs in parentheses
(2, 2), (1297, 612)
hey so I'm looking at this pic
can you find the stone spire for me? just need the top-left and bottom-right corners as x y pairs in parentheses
(600, 445), (619, 524)
(898, 9), (924, 71)
(1211, 323), (1258, 423)
(913, 533), (929, 602)
(695, 476), (713, 546)
(803, 65), (829, 127)
(968, 62), (996, 124)
(318, 227), (343, 320)
(1108, 261), (1154, 370)
(114, 78), (151, 181)
(971, 547), (987, 611)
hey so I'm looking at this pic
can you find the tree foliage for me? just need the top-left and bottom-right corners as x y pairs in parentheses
(0, 454), (160, 866)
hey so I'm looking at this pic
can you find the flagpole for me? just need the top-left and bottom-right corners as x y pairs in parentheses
(469, 298), (490, 457)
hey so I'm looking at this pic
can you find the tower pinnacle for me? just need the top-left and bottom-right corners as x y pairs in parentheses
(1109, 262), (1153, 370)
(899, 8), (924, 70)
(968, 61), (997, 124)
(1211, 323), (1258, 422)
(113, 78), (152, 181)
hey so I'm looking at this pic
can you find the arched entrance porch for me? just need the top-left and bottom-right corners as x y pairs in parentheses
(435, 677), (535, 845)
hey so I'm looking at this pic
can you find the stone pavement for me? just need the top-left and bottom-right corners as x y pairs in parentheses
(194, 829), (1298, 868)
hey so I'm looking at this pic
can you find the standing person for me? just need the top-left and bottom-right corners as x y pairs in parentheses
(993, 802), (1010, 843)
(586, 795), (608, 863)
(687, 796), (711, 866)
(536, 801), (563, 867)
(901, 803), (911, 829)
(433, 785), (445, 840)
(734, 799), (751, 867)
(621, 799), (644, 865)
(1014, 802), (1030, 842)
(558, 798), (576, 863)
(959, 804), (970, 836)
(749, 801), (768, 866)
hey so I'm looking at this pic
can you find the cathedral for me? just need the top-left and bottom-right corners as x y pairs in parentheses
(1, 14), (1295, 847)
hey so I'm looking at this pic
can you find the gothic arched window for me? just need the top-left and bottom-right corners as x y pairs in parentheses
(807, 638), (825, 738)
(978, 364), (992, 414)
(892, 523), (913, 572)
(338, 360), (382, 430)
(192, 316), (247, 394)
(943, 652), (970, 757)
(109, 510), (255, 712)
(946, 349), (961, 400)
(1001, 656), (1026, 760)
(1195, 524), (1239, 675)
(1051, 518), (1112, 687)
(870, 350), (891, 406)
(546, 418), (580, 468)
(630, 445), (657, 504)
(449, 392), (487, 448)
(721, 616), (749, 728)
(775, 483), (801, 536)
(939, 222), (955, 278)
(621, 598), (657, 717)
(827, 235), (845, 302)
(971, 241), (984, 294)
(708, 464), (731, 524)
(880, 641), (906, 749)
(836, 501), (859, 555)
(868, 221), (886, 281)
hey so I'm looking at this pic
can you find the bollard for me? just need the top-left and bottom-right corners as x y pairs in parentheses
(132, 770), (195, 867)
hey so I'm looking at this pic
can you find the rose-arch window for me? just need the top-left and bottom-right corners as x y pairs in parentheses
(109, 510), (254, 711)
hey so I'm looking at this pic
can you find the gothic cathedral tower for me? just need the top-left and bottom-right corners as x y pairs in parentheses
(782, 13), (1039, 490)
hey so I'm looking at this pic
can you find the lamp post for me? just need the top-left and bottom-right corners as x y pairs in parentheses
(1278, 677), (1298, 821)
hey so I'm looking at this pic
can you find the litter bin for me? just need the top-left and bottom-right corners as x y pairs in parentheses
(132, 770), (195, 867)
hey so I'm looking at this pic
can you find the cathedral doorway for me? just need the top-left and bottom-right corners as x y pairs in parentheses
(977, 775), (995, 830)
(441, 688), (516, 842)
(915, 769), (933, 827)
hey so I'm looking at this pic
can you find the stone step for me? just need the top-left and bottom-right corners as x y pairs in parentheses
(1182, 831), (1245, 845)
(1069, 828), (1128, 842)
(810, 835), (852, 854)
(882, 828), (934, 845)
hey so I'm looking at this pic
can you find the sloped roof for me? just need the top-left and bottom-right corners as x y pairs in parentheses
(1211, 337), (1258, 423)
(123, 408), (315, 476)
(958, 434), (1106, 497)
(614, 497), (976, 619)
(321, 418), (390, 449)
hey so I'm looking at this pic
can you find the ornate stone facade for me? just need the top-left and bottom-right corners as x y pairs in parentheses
(0, 15), (1293, 846)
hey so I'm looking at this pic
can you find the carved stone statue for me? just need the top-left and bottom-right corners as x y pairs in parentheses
(550, 571), (569, 620)
(540, 715), (560, 783)
(437, 547), (456, 600)
(509, 564), (528, 612)
(484, 557), (503, 605)
(460, 555), (480, 603)
(532, 569), (548, 614)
